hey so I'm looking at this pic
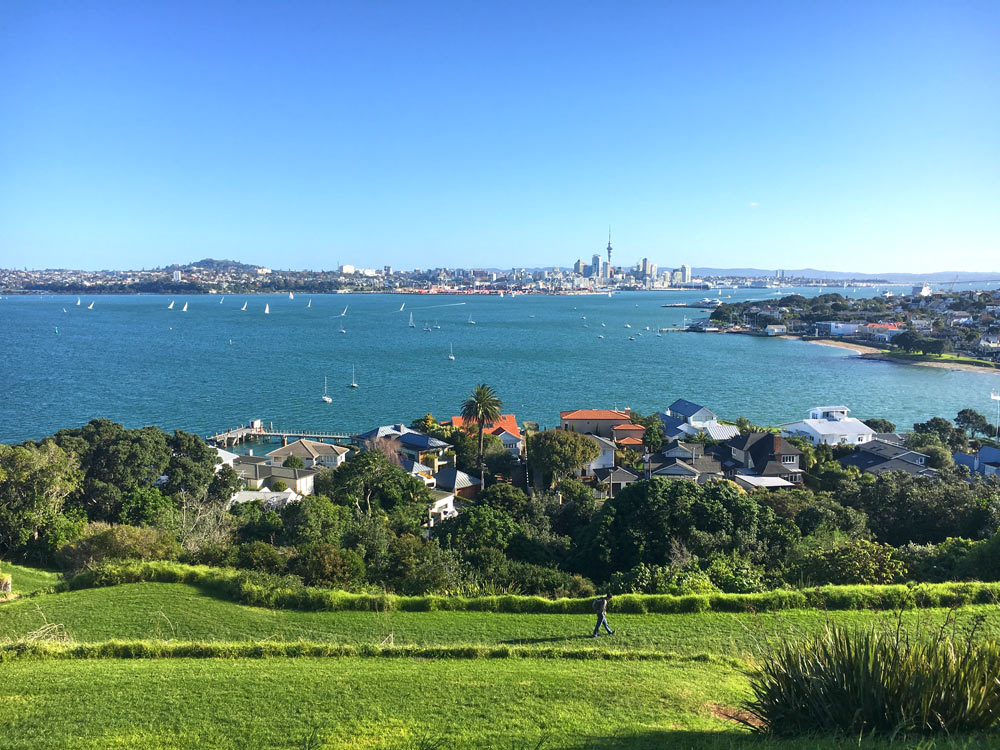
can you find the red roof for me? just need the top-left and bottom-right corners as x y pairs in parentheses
(560, 409), (631, 421)
(445, 414), (521, 439)
(612, 423), (646, 433)
(617, 436), (645, 446)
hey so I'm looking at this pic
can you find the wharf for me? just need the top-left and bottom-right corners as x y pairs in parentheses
(207, 420), (352, 448)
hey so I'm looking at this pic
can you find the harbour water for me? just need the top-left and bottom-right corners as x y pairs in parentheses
(2, 287), (998, 445)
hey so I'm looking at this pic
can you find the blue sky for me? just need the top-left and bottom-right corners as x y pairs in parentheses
(1, 1), (998, 273)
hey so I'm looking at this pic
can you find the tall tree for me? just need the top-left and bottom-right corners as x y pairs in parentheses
(460, 383), (503, 486)
(0, 442), (82, 554)
(528, 430), (600, 488)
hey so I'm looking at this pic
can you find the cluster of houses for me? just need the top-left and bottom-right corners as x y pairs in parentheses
(216, 396), (989, 527)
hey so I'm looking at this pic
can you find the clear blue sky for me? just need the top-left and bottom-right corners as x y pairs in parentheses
(1, 1), (998, 273)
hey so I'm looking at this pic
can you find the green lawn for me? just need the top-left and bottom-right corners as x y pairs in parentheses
(0, 561), (61, 595)
(3, 576), (1000, 748)
(3, 582), (1000, 658)
(1, 658), (996, 750)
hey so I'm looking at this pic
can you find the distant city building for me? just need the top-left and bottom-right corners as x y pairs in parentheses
(172, 270), (182, 282)
(681, 264), (692, 283)
(606, 230), (613, 275)
(574, 259), (585, 275)
(340, 264), (356, 274)
(591, 254), (602, 278)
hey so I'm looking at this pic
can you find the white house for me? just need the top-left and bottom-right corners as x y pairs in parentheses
(427, 489), (458, 528)
(781, 406), (876, 446)
(576, 435), (616, 478)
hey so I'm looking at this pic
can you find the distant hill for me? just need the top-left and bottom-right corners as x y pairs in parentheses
(693, 268), (1000, 282)
(163, 259), (265, 273)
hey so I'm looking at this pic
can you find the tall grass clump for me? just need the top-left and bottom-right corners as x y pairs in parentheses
(744, 615), (1000, 737)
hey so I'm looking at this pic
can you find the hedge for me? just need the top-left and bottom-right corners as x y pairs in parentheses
(0, 639), (730, 665)
(59, 561), (1000, 615)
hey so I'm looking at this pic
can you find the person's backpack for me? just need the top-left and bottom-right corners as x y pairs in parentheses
(592, 597), (604, 613)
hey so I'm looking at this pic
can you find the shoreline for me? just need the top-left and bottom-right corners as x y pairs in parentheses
(795, 336), (1000, 375)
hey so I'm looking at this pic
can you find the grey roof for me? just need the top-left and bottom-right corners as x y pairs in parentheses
(874, 432), (907, 445)
(354, 424), (449, 451)
(434, 467), (481, 490)
(399, 458), (435, 476)
(703, 423), (740, 440)
(266, 439), (349, 460)
(980, 446), (1000, 465)
(593, 466), (640, 483)
(585, 434), (617, 453)
(668, 398), (711, 419)
(354, 423), (415, 441)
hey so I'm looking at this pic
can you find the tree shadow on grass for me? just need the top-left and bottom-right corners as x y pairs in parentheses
(557, 729), (1000, 749)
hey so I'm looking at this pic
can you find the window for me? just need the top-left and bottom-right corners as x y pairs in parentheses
(782, 455), (796, 463)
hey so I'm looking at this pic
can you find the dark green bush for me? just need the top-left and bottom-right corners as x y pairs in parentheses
(290, 543), (365, 589)
(56, 523), (181, 574)
(745, 620), (1000, 736)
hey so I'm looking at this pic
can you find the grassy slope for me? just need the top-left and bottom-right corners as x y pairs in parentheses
(3, 582), (1000, 656)
(2, 659), (997, 750)
(0, 562), (61, 595)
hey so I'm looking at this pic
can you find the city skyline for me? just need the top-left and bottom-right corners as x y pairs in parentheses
(2, 2), (998, 272)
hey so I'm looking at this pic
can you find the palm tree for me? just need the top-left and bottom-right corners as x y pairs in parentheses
(461, 383), (503, 487)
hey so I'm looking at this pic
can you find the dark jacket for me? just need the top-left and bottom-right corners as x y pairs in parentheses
(592, 596), (608, 615)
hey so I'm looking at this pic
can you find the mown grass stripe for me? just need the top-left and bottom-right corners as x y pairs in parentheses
(0, 639), (741, 666)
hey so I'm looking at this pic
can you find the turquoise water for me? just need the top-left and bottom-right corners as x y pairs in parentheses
(2, 288), (998, 444)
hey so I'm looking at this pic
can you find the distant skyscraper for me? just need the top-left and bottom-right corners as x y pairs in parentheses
(573, 259), (584, 275)
(681, 264), (691, 283)
(172, 270), (181, 282)
(591, 253), (602, 278)
(606, 228), (613, 273)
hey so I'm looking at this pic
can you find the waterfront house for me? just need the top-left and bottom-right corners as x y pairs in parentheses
(839, 440), (937, 478)
(433, 467), (482, 500)
(398, 458), (438, 487)
(814, 321), (863, 337)
(559, 408), (631, 438)
(266, 438), (349, 469)
(764, 324), (788, 336)
(444, 414), (524, 457)
(657, 399), (739, 441)
(725, 433), (803, 484)
(781, 406), (876, 447)
(353, 424), (451, 468)
(954, 446), (1000, 478)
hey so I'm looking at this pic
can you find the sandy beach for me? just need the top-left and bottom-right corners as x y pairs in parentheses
(794, 337), (1000, 375)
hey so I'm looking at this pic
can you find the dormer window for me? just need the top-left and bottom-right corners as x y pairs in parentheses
(782, 455), (796, 463)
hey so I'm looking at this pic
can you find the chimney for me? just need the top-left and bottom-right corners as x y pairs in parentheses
(771, 434), (781, 456)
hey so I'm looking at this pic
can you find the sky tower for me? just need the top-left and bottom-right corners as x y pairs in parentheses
(606, 227), (613, 274)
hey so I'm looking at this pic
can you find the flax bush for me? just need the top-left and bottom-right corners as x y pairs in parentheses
(744, 616), (1000, 737)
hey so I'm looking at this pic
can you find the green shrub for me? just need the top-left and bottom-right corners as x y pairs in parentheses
(792, 539), (906, 586)
(289, 544), (365, 588)
(56, 523), (181, 574)
(236, 541), (292, 574)
(745, 620), (1000, 736)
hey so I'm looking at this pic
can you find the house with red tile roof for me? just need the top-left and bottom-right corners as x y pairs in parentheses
(444, 414), (524, 457)
(611, 423), (646, 445)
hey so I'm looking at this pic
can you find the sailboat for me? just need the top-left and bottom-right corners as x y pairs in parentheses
(350, 365), (358, 388)
(264, 304), (270, 315)
(339, 324), (347, 334)
(76, 297), (81, 306)
(399, 303), (405, 312)
(220, 297), (225, 304)
(409, 312), (415, 328)
(340, 306), (348, 317)
(241, 301), (247, 311)
(434, 321), (440, 329)
(167, 300), (174, 309)
(448, 344), (455, 361)
(307, 299), (311, 308)
(289, 291), (295, 300)
(424, 323), (432, 332)
(181, 302), (188, 312)
(321, 376), (332, 403)
(62, 308), (67, 313)
(468, 314), (476, 325)
(87, 301), (94, 310)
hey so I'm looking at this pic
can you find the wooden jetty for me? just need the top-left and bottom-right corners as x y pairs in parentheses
(207, 419), (352, 448)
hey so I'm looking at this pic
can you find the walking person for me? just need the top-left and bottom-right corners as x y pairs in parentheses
(591, 594), (615, 637)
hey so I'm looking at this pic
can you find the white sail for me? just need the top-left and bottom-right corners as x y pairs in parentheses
(220, 297), (224, 304)
(448, 343), (455, 361)
(87, 301), (94, 309)
(182, 302), (188, 312)
(350, 365), (358, 388)
(167, 300), (174, 309)
(264, 304), (270, 314)
(289, 291), (294, 300)
(340, 306), (348, 317)
(241, 301), (247, 311)
(322, 376), (332, 403)
(307, 299), (311, 308)
(76, 297), (81, 305)
(409, 312), (415, 327)
(399, 303), (405, 312)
